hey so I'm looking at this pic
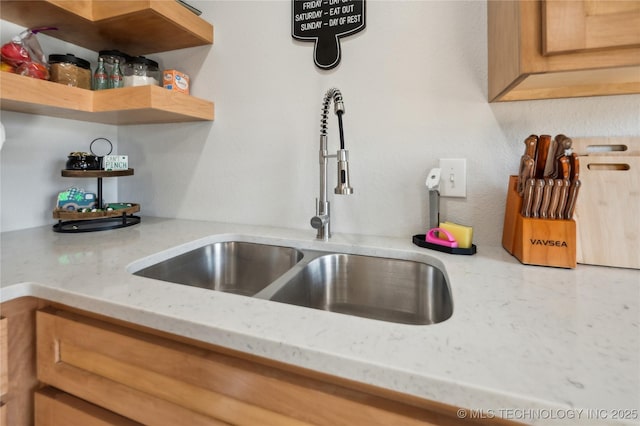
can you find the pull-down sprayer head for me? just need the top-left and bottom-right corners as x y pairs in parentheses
(335, 149), (353, 195)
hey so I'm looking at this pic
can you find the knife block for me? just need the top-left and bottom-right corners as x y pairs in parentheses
(502, 176), (576, 268)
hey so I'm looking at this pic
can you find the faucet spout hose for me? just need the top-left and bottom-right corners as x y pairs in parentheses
(320, 88), (344, 131)
(337, 111), (345, 150)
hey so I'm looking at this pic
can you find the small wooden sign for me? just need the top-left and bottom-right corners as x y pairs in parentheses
(292, 0), (366, 70)
(104, 155), (128, 171)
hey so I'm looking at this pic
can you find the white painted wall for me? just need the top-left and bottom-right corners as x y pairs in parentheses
(0, 23), (118, 232)
(2, 1), (639, 246)
(0, 113), (117, 231)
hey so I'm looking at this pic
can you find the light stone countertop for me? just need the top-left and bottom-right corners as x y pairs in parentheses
(1, 217), (638, 425)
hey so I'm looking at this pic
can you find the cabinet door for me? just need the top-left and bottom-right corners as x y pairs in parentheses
(543, 0), (640, 54)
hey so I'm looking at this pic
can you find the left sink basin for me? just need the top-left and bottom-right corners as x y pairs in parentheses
(133, 241), (303, 296)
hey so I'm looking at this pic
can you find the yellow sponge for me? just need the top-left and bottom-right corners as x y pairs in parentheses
(438, 221), (473, 249)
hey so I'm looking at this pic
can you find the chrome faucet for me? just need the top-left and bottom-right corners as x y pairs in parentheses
(310, 88), (354, 240)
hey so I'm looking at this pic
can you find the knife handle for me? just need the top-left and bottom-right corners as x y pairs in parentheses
(539, 178), (555, 219)
(565, 179), (581, 219)
(548, 179), (563, 220)
(569, 153), (580, 181)
(543, 139), (557, 178)
(521, 178), (536, 217)
(531, 178), (545, 218)
(554, 134), (572, 157)
(535, 135), (552, 179)
(555, 156), (570, 180)
(553, 135), (573, 179)
(524, 135), (538, 158)
(517, 156), (535, 195)
(556, 179), (571, 220)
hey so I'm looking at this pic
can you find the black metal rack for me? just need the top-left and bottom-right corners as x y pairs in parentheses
(53, 169), (141, 233)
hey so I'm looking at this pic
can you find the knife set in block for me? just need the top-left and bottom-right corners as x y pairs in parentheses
(502, 134), (580, 268)
(503, 175), (576, 268)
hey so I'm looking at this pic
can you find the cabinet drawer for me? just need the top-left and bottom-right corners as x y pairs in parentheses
(35, 387), (141, 426)
(36, 308), (480, 426)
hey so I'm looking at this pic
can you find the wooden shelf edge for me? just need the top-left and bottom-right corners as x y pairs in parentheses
(0, 0), (213, 55)
(1, 73), (214, 124)
(61, 169), (135, 178)
(0, 72), (92, 111)
(93, 86), (214, 121)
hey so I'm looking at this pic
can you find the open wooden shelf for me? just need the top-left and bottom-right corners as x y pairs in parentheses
(0, 0), (213, 55)
(61, 169), (135, 178)
(1, 73), (214, 124)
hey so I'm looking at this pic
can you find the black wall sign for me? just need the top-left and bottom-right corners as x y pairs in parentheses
(292, 0), (366, 70)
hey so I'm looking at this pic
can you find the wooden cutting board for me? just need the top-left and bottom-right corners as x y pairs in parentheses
(572, 137), (639, 269)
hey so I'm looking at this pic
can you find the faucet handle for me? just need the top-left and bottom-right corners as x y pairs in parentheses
(311, 198), (329, 229)
(312, 198), (331, 239)
(310, 214), (329, 229)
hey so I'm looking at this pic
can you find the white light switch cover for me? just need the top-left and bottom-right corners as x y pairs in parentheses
(439, 158), (466, 198)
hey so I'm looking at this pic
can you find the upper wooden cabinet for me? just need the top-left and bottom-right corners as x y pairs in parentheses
(542, 1), (640, 55)
(488, 0), (640, 102)
(0, 0), (214, 124)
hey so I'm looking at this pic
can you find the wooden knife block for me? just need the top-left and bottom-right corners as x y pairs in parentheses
(502, 176), (576, 268)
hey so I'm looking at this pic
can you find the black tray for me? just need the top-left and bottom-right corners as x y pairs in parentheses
(412, 234), (477, 255)
(53, 215), (141, 233)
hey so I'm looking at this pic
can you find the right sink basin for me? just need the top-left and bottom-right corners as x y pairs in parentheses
(268, 253), (453, 325)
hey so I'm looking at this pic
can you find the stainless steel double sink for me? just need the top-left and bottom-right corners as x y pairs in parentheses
(132, 241), (453, 325)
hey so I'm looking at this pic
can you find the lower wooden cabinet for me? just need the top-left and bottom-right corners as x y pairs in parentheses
(0, 297), (50, 426)
(35, 307), (500, 426)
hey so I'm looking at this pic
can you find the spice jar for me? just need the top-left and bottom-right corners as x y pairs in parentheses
(124, 56), (160, 87)
(48, 54), (91, 89)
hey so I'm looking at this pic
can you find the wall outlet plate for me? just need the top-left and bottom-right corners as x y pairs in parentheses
(439, 158), (466, 198)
